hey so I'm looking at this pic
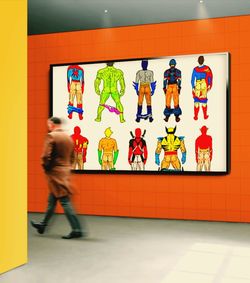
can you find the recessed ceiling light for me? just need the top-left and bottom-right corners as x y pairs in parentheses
(104, 9), (108, 13)
(199, 0), (204, 3)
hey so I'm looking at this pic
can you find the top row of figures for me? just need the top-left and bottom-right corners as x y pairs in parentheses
(66, 55), (213, 123)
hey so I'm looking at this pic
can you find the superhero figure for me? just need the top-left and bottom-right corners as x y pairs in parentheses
(94, 62), (125, 123)
(128, 128), (148, 171)
(155, 126), (186, 171)
(98, 127), (119, 170)
(163, 59), (182, 122)
(67, 65), (84, 120)
(191, 56), (213, 120)
(195, 125), (213, 171)
(133, 60), (156, 123)
(71, 126), (89, 170)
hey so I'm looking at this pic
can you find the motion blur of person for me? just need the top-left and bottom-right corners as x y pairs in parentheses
(30, 117), (85, 239)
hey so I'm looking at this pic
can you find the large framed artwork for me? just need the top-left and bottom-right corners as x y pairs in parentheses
(50, 52), (230, 175)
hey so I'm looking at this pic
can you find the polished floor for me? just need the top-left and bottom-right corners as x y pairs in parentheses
(2, 213), (250, 283)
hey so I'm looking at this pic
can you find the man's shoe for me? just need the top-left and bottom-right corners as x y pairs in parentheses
(175, 116), (181, 122)
(164, 115), (170, 122)
(62, 231), (83, 239)
(30, 221), (46, 234)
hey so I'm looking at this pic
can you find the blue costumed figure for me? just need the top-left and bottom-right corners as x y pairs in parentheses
(163, 59), (182, 122)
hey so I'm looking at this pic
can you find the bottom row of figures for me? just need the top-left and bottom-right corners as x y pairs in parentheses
(70, 125), (213, 172)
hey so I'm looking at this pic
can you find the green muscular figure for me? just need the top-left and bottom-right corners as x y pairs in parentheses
(94, 62), (126, 123)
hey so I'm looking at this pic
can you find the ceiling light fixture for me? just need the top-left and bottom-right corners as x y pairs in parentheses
(199, 0), (204, 3)
(104, 9), (108, 13)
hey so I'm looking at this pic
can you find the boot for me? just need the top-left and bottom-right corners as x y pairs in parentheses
(30, 220), (46, 234)
(68, 102), (73, 119)
(164, 115), (170, 122)
(175, 116), (180, 122)
(174, 105), (181, 122)
(62, 231), (83, 239)
(194, 106), (199, 120)
(136, 105), (142, 122)
(147, 105), (153, 122)
(77, 104), (83, 120)
(202, 105), (209, 119)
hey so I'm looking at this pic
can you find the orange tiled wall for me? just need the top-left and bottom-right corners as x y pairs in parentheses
(28, 15), (250, 222)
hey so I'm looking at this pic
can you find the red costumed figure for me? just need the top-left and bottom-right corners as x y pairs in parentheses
(128, 128), (148, 170)
(71, 126), (89, 170)
(67, 65), (84, 120)
(191, 56), (213, 120)
(195, 126), (213, 171)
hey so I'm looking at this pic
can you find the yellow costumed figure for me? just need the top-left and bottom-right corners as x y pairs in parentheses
(98, 127), (119, 170)
(155, 126), (186, 171)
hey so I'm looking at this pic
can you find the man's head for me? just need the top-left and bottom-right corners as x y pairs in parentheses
(200, 125), (208, 135)
(198, 56), (204, 65)
(141, 60), (148, 70)
(107, 61), (114, 67)
(135, 128), (141, 138)
(165, 126), (176, 135)
(104, 127), (113, 138)
(74, 126), (81, 135)
(47, 117), (62, 132)
(169, 59), (176, 67)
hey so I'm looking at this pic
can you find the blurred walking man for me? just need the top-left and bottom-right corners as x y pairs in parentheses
(31, 117), (84, 239)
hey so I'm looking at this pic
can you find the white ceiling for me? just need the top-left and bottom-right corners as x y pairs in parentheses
(28, 0), (250, 35)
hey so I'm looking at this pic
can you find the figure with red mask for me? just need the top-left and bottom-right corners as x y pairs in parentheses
(191, 56), (213, 120)
(195, 125), (213, 171)
(67, 65), (84, 120)
(71, 126), (89, 170)
(128, 128), (148, 170)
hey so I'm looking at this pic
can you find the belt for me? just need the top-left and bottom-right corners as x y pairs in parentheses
(164, 151), (177, 156)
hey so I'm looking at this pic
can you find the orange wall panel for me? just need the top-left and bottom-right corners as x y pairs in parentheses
(28, 15), (250, 222)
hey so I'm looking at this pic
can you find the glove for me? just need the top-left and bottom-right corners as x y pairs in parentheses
(113, 151), (119, 165)
(98, 150), (102, 165)
(181, 152), (186, 164)
(150, 81), (156, 96)
(178, 86), (181, 94)
(155, 153), (160, 166)
(133, 82), (139, 95)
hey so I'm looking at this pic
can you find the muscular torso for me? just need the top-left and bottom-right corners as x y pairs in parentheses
(136, 70), (154, 84)
(196, 135), (212, 149)
(96, 67), (123, 93)
(98, 137), (118, 153)
(129, 138), (146, 155)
